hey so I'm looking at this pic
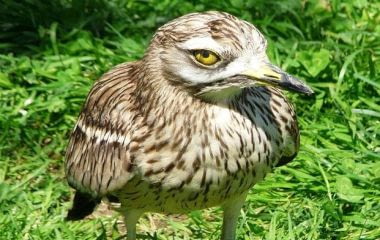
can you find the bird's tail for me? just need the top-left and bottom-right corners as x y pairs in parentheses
(66, 191), (100, 221)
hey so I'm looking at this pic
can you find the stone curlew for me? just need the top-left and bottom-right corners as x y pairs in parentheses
(65, 11), (313, 240)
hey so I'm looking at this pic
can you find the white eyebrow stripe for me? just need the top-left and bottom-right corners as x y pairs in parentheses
(178, 37), (225, 53)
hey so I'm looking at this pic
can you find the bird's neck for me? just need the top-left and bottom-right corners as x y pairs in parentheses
(135, 59), (195, 117)
(138, 64), (238, 121)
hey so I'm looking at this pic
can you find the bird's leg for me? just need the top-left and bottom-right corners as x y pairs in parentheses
(123, 209), (143, 240)
(221, 193), (247, 240)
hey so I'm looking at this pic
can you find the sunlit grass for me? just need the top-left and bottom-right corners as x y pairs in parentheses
(0, 0), (379, 239)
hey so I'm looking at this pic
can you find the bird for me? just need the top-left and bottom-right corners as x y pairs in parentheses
(65, 11), (313, 240)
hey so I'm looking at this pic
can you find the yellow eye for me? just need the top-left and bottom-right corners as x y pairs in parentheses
(193, 50), (219, 66)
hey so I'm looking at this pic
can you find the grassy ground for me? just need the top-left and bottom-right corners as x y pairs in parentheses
(0, 0), (379, 239)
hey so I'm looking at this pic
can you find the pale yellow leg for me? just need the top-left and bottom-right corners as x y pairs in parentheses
(124, 210), (143, 240)
(221, 193), (247, 240)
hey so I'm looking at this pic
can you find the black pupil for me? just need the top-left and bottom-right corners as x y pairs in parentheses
(201, 50), (210, 58)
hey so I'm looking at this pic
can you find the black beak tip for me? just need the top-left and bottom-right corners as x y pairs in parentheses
(304, 88), (315, 96)
(279, 80), (314, 96)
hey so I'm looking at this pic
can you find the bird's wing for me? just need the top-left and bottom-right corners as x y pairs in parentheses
(65, 62), (143, 197)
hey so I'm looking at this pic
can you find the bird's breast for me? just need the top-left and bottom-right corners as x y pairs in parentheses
(116, 88), (294, 213)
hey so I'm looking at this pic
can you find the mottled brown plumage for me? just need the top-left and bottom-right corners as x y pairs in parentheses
(65, 11), (313, 240)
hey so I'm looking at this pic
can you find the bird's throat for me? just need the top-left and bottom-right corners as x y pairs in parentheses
(196, 86), (243, 102)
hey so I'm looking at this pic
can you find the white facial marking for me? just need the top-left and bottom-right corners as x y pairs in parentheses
(174, 47), (265, 84)
(179, 37), (226, 53)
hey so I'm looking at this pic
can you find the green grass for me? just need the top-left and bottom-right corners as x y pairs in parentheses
(0, 0), (379, 239)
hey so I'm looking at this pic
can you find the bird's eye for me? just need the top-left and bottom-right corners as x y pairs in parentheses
(193, 50), (219, 66)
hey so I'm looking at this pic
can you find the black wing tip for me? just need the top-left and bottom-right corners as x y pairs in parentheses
(66, 191), (100, 221)
(276, 152), (298, 167)
(66, 209), (88, 221)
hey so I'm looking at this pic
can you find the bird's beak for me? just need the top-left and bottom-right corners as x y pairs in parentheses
(241, 63), (314, 95)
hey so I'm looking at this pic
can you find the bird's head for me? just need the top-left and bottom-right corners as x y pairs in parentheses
(145, 11), (313, 101)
